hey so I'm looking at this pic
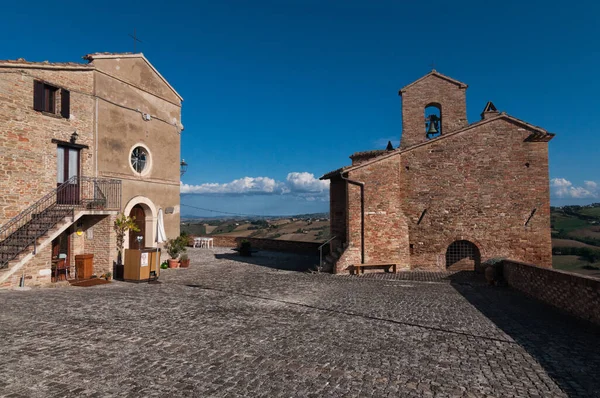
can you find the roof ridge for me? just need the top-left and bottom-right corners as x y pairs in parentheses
(84, 53), (183, 101)
(321, 113), (554, 179)
(399, 70), (468, 94)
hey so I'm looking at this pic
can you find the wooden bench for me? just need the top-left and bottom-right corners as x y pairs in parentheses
(353, 262), (397, 275)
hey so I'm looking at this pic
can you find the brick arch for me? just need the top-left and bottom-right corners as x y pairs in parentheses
(424, 102), (442, 139)
(445, 240), (481, 271)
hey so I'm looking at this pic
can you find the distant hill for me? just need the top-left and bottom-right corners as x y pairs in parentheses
(181, 214), (330, 243)
(551, 203), (600, 278)
(181, 212), (329, 221)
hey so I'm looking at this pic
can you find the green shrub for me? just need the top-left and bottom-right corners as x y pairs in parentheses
(553, 246), (600, 262)
(238, 239), (252, 256)
(165, 237), (186, 259)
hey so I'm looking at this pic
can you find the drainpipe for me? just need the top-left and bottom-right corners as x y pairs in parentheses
(94, 96), (99, 178)
(340, 173), (365, 264)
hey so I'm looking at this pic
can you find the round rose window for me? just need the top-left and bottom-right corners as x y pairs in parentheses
(130, 146), (148, 173)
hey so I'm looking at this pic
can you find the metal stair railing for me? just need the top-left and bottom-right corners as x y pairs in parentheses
(318, 236), (337, 271)
(0, 176), (122, 269)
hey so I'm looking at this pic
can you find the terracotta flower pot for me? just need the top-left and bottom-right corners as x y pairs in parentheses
(180, 259), (190, 268)
(168, 259), (179, 268)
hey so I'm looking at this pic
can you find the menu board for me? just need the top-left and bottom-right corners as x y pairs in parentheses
(141, 252), (149, 267)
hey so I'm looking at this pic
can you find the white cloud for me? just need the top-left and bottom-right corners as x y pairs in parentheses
(181, 172), (329, 201)
(551, 178), (598, 199)
(286, 172), (329, 193)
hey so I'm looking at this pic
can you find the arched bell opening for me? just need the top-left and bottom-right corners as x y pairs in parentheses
(445, 240), (480, 271)
(425, 103), (442, 139)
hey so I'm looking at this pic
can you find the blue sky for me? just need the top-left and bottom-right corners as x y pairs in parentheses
(2, 0), (599, 216)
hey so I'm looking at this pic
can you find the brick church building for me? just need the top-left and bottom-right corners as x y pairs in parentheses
(321, 70), (554, 274)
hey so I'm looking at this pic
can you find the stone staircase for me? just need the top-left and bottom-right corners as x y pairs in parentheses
(322, 245), (344, 272)
(312, 243), (345, 273)
(0, 205), (74, 268)
(0, 176), (122, 287)
(0, 207), (77, 287)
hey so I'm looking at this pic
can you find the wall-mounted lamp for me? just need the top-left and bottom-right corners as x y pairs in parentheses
(180, 159), (188, 177)
(70, 131), (79, 143)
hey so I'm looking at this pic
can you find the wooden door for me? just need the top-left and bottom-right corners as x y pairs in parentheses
(57, 146), (80, 205)
(129, 205), (146, 249)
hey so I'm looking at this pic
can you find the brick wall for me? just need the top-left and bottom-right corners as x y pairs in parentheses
(401, 118), (552, 269)
(503, 260), (600, 326)
(83, 214), (117, 276)
(196, 235), (321, 255)
(400, 74), (468, 149)
(329, 178), (347, 251)
(341, 155), (410, 273)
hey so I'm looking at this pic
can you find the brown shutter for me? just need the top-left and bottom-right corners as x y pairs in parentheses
(33, 81), (44, 111)
(61, 89), (70, 119)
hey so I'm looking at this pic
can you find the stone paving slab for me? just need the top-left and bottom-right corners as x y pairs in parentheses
(1, 248), (599, 397)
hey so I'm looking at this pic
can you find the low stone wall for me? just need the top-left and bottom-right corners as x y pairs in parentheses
(190, 235), (322, 255)
(502, 260), (600, 326)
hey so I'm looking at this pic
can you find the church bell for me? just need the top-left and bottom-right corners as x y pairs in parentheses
(426, 115), (439, 137)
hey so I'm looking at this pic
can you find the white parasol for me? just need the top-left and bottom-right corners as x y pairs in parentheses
(156, 208), (167, 244)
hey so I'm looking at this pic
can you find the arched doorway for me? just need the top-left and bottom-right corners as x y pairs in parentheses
(129, 205), (146, 249)
(445, 240), (480, 271)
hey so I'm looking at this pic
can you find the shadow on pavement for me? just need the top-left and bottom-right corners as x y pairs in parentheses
(214, 251), (318, 272)
(449, 272), (600, 397)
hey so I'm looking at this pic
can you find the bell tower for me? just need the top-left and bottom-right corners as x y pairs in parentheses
(399, 71), (468, 149)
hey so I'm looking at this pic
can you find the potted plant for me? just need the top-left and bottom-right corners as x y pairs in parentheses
(180, 253), (190, 268)
(238, 239), (252, 257)
(113, 213), (140, 279)
(105, 272), (112, 281)
(483, 257), (505, 285)
(160, 261), (168, 270)
(165, 237), (184, 268)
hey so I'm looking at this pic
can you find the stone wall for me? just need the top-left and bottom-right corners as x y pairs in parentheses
(82, 214), (117, 276)
(503, 260), (600, 326)
(93, 58), (182, 247)
(196, 235), (321, 255)
(0, 66), (95, 224)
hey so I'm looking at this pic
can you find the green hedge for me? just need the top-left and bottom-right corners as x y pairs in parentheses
(553, 246), (600, 262)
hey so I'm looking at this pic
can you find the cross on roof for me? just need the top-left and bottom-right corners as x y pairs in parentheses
(128, 28), (143, 53)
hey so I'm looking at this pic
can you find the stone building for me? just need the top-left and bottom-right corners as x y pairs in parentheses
(321, 71), (554, 274)
(0, 53), (183, 288)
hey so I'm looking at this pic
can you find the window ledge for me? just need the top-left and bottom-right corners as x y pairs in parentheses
(39, 110), (67, 120)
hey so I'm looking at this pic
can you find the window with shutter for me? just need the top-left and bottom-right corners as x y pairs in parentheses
(44, 85), (56, 113)
(33, 81), (44, 111)
(61, 89), (70, 119)
(33, 80), (66, 117)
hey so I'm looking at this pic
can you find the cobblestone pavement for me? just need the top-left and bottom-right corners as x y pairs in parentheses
(1, 248), (599, 397)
